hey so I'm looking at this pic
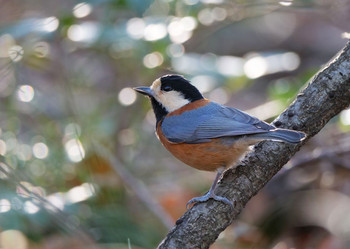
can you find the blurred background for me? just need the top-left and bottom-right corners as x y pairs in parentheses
(0, 0), (350, 248)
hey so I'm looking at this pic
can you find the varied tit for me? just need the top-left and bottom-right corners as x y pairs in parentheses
(134, 74), (305, 208)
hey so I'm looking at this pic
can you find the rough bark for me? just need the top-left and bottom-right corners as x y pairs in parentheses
(158, 41), (350, 249)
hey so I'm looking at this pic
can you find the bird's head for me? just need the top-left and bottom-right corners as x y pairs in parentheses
(134, 75), (203, 123)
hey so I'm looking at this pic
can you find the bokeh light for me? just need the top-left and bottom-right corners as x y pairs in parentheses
(0, 140), (6, 156)
(66, 183), (95, 204)
(279, 1), (293, 6)
(5, 136), (17, 152)
(166, 43), (185, 58)
(47, 193), (65, 210)
(73, 2), (92, 18)
(23, 201), (39, 214)
(32, 142), (49, 159)
(216, 56), (244, 76)
(168, 17), (197, 44)
(40, 16), (59, 32)
(212, 7), (227, 21)
(281, 52), (300, 71)
(340, 109), (350, 125)
(244, 52), (300, 79)
(67, 22), (99, 43)
(0, 199), (11, 213)
(34, 41), (50, 58)
(171, 54), (200, 74)
(126, 18), (146, 39)
(191, 75), (217, 93)
(0, 230), (28, 249)
(16, 85), (35, 102)
(143, 52), (164, 68)
(118, 87), (137, 106)
(172, 53), (247, 76)
(64, 138), (85, 162)
(8, 45), (24, 62)
(201, 0), (224, 3)
(244, 55), (267, 79)
(342, 32), (350, 39)
(144, 23), (167, 41)
(198, 8), (215, 26)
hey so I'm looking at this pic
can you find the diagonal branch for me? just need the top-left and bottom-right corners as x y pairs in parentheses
(158, 40), (350, 249)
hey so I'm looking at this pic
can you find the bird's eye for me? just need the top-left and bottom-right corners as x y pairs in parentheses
(163, 86), (173, 92)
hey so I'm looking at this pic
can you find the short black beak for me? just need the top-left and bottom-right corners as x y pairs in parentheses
(133, 87), (154, 97)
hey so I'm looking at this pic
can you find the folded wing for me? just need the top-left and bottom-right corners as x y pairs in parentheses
(161, 102), (276, 144)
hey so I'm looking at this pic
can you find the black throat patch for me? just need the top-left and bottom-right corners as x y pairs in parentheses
(151, 97), (168, 125)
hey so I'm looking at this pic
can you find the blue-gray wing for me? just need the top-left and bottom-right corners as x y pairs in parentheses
(161, 102), (275, 144)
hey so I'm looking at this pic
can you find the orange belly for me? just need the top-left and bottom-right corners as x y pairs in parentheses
(156, 126), (250, 172)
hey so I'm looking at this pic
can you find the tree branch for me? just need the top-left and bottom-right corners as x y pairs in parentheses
(158, 40), (350, 249)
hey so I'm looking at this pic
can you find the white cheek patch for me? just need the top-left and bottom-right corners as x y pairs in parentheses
(157, 91), (190, 112)
(150, 78), (190, 113)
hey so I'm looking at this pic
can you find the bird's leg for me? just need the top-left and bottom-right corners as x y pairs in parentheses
(186, 167), (234, 209)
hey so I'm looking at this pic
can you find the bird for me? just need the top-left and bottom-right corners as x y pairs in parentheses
(134, 74), (305, 209)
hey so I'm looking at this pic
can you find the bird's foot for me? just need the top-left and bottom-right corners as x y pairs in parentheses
(186, 192), (234, 209)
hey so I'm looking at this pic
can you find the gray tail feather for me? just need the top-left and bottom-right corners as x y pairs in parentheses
(250, 129), (306, 144)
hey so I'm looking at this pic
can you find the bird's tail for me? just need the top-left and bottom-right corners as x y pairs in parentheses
(250, 128), (306, 144)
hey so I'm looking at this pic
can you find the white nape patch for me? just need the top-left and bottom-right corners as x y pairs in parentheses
(150, 78), (190, 112)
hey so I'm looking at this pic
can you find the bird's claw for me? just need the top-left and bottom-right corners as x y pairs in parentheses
(186, 192), (234, 210)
